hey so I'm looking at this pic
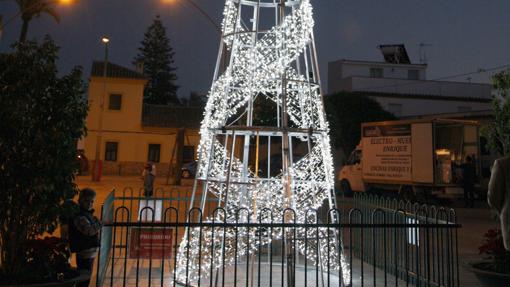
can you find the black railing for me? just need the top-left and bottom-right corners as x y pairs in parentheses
(96, 189), (460, 287)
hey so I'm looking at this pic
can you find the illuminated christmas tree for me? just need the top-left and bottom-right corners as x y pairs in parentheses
(176, 0), (349, 285)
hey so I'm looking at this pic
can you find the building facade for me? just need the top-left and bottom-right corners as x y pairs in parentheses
(83, 61), (202, 176)
(328, 46), (492, 117)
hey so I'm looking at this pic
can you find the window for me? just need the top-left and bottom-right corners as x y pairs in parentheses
(347, 150), (362, 165)
(387, 103), (403, 117)
(108, 94), (122, 110)
(369, 68), (383, 78)
(408, 70), (419, 80)
(104, 142), (118, 162)
(148, 144), (161, 163)
(457, 106), (472, 112)
(183, 146), (195, 163)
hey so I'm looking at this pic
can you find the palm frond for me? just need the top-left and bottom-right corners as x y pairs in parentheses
(15, 0), (60, 23)
(39, 5), (61, 23)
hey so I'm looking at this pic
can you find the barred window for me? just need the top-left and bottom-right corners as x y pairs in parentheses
(148, 144), (161, 163)
(408, 70), (419, 80)
(370, 68), (383, 78)
(105, 142), (118, 162)
(108, 94), (122, 110)
(183, 146), (195, 163)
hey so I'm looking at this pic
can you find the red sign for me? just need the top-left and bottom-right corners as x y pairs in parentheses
(129, 228), (173, 259)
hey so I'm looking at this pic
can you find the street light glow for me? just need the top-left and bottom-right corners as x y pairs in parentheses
(0, 0), (77, 34)
(160, 0), (221, 34)
(101, 37), (110, 44)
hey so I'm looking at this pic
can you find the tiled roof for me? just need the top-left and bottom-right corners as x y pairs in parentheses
(142, 104), (203, 129)
(91, 61), (146, 80)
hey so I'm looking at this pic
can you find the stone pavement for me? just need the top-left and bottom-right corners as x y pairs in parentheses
(102, 255), (406, 287)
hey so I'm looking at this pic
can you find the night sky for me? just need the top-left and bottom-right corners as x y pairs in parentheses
(2, 0), (510, 99)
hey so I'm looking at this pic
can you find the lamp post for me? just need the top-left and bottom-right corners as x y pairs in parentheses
(92, 36), (109, 182)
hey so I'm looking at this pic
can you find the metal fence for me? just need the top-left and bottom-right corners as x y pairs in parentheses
(350, 193), (460, 287)
(95, 188), (460, 287)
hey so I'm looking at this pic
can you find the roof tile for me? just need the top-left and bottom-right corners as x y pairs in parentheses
(91, 61), (146, 80)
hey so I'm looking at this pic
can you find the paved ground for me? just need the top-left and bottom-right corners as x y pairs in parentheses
(74, 175), (193, 285)
(454, 202), (499, 287)
(75, 175), (500, 286)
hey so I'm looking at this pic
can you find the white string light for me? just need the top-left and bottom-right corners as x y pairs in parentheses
(175, 0), (350, 285)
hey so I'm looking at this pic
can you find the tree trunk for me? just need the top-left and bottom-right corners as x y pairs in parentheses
(1, 213), (25, 280)
(1, 229), (21, 279)
(19, 18), (30, 43)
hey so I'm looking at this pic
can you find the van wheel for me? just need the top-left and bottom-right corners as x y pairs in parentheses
(341, 180), (353, 197)
(399, 185), (416, 202)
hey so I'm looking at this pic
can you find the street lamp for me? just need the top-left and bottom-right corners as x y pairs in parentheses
(92, 35), (109, 182)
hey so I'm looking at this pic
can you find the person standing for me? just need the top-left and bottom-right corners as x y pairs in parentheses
(142, 162), (156, 197)
(69, 188), (101, 287)
(488, 156), (510, 251)
(461, 156), (476, 208)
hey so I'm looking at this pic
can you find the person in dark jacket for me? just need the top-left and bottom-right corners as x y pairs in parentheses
(461, 156), (476, 208)
(488, 156), (510, 251)
(142, 162), (156, 197)
(69, 188), (101, 287)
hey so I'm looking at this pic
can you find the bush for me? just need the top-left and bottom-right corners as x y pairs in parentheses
(482, 70), (510, 156)
(478, 229), (510, 274)
(22, 237), (79, 284)
(0, 37), (87, 283)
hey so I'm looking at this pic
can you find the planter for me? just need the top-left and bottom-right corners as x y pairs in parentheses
(0, 270), (89, 287)
(467, 261), (510, 287)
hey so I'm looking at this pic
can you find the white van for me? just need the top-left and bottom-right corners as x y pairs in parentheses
(338, 119), (480, 199)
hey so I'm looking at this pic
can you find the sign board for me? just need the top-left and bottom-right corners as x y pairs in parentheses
(138, 199), (163, 222)
(407, 218), (420, 246)
(129, 228), (173, 259)
(362, 124), (412, 182)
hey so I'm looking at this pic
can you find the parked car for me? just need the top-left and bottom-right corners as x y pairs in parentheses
(181, 161), (197, 179)
(76, 150), (88, 175)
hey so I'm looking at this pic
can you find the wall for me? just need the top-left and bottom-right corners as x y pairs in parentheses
(84, 75), (201, 176)
(84, 129), (200, 176)
(86, 77), (146, 132)
(345, 76), (492, 99)
(341, 62), (426, 80)
(372, 96), (492, 118)
(328, 60), (427, 93)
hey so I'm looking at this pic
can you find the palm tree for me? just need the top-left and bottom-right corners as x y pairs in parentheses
(14, 0), (60, 42)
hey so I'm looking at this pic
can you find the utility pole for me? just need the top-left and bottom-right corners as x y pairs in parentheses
(92, 36), (109, 181)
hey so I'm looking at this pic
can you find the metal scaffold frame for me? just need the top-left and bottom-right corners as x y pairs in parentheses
(175, 0), (349, 285)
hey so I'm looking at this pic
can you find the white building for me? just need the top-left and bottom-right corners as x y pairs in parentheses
(328, 45), (492, 117)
